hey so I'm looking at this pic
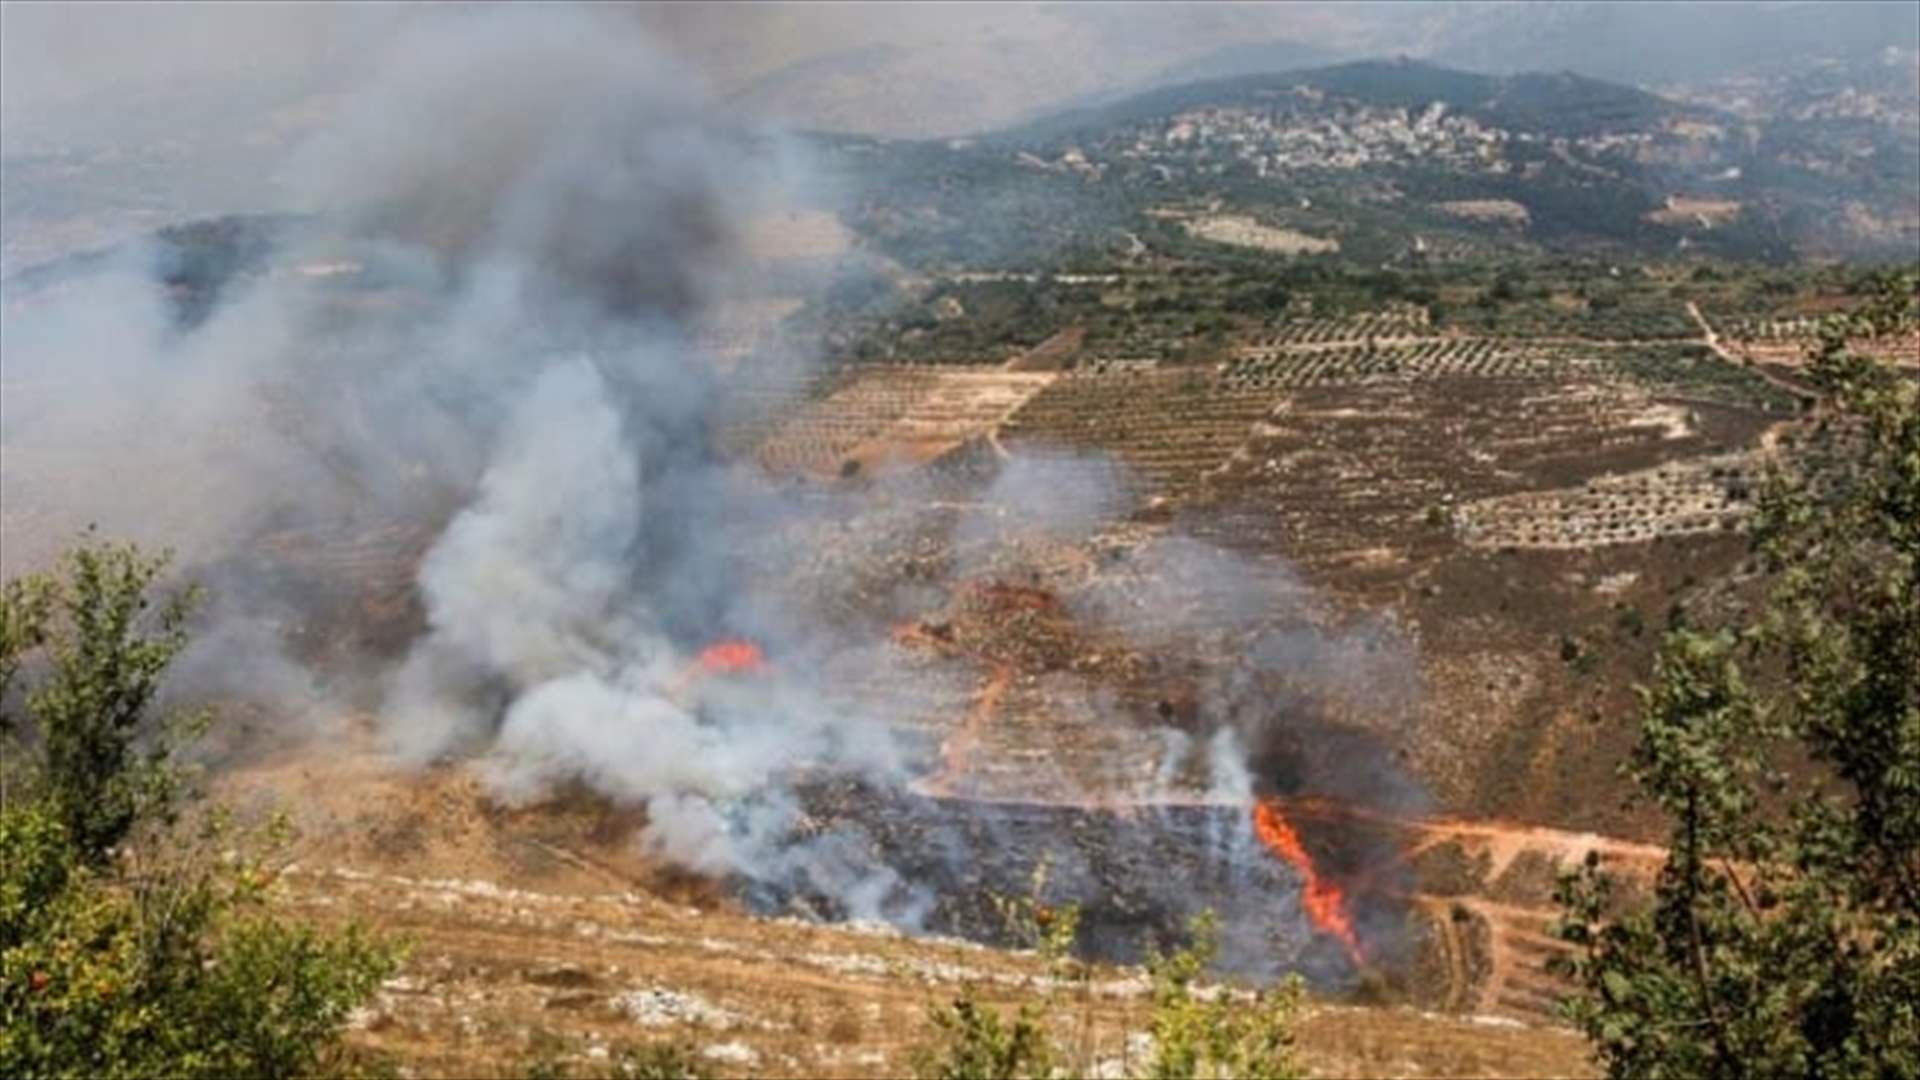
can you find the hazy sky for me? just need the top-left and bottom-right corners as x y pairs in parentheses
(0, 2), (1424, 135)
(0, 1), (1393, 264)
(10, 1), (1905, 141)
(3, 1), (1910, 270)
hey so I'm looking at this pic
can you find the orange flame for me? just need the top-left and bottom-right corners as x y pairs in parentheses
(1252, 799), (1363, 965)
(696, 639), (767, 675)
(924, 664), (1012, 797)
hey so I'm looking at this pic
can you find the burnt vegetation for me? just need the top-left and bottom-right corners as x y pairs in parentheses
(4, 15), (1918, 1076)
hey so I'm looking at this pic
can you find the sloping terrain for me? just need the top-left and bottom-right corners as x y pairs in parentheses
(828, 56), (1916, 267)
(219, 737), (1596, 1077)
(5, 204), (1856, 1037)
(6, 7), (1913, 1074)
(143, 264), (1812, 1043)
(664, 292), (1816, 1035)
(5, 142), (1906, 1075)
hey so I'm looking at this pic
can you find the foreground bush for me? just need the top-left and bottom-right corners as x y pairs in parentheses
(1143, 914), (1303, 1080)
(916, 866), (1303, 1080)
(0, 539), (398, 1079)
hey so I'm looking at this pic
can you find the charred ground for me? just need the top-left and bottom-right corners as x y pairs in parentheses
(3, 51), (1915, 1074)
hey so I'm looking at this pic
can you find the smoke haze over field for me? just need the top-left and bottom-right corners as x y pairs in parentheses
(3, 2), (1432, 969)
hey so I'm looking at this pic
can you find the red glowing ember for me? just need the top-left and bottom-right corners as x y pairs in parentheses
(697, 639), (767, 675)
(1252, 799), (1363, 965)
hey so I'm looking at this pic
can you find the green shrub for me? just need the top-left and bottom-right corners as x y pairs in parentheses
(914, 863), (1303, 1080)
(0, 801), (399, 1079)
(1144, 914), (1303, 1080)
(916, 996), (1057, 1080)
(915, 862), (1073, 1080)
(1, 538), (400, 1079)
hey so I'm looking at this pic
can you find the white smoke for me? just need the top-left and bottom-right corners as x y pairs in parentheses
(382, 358), (642, 761)
(286, 9), (921, 906)
(4, 3), (1429, 951)
(0, 5), (920, 908)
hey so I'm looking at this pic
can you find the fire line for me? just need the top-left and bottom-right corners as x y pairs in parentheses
(697, 639), (767, 675)
(1252, 798), (1364, 966)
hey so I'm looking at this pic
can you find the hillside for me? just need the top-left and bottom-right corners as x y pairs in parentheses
(222, 734), (1596, 1078)
(1004, 59), (1700, 143)
(825, 58), (1915, 269)
(4, 8), (1916, 1074)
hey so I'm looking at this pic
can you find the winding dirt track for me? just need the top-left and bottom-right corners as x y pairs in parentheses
(1284, 796), (1666, 1018)
(1687, 301), (1818, 408)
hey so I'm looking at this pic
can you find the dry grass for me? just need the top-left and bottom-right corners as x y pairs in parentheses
(206, 736), (1601, 1078)
(274, 862), (1593, 1078)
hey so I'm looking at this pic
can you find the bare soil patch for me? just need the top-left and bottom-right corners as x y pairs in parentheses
(1182, 214), (1339, 255)
(1645, 196), (1742, 227)
(1438, 200), (1531, 226)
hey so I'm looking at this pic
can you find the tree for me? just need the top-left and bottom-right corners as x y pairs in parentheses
(1, 804), (396, 1079)
(1, 538), (399, 1079)
(1553, 272), (1920, 1077)
(3, 537), (199, 863)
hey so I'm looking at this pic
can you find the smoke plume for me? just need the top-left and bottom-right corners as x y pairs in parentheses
(4, 3), (1425, 970)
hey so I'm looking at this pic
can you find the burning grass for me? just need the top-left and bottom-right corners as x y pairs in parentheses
(697, 638), (769, 675)
(1254, 800), (1364, 966)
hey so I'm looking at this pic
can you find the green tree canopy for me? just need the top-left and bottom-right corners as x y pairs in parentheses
(1, 538), (398, 1079)
(1553, 272), (1920, 1077)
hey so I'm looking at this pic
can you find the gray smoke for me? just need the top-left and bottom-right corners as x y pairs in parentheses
(3, 3), (1427, 958)
(383, 358), (646, 762)
(0, 5), (923, 911)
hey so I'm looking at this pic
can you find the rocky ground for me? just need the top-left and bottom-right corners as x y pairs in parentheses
(231, 746), (1594, 1078)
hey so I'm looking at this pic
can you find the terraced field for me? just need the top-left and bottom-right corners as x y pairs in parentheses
(1224, 340), (1578, 389)
(1226, 338), (1792, 408)
(998, 369), (1275, 491)
(20, 290), (1805, 1066)
(745, 367), (1055, 476)
(711, 300), (1806, 851)
(1243, 307), (1432, 346)
(1455, 453), (1759, 549)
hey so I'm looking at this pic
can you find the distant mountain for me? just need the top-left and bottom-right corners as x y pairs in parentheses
(1002, 58), (1717, 145)
(709, 4), (1439, 138)
(1007, 39), (1347, 130)
(826, 56), (1913, 269)
(710, 3), (1916, 140)
(1430, 0), (1918, 85)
